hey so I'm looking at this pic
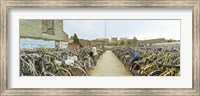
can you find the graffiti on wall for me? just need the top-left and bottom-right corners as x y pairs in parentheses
(20, 38), (55, 49)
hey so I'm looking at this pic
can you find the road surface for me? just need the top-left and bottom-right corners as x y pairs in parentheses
(89, 50), (132, 76)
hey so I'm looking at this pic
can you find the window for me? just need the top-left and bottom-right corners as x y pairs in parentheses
(42, 20), (54, 35)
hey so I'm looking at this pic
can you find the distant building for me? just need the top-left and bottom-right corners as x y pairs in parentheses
(79, 39), (91, 47)
(91, 40), (106, 46)
(138, 38), (167, 46)
(111, 37), (118, 43)
(68, 39), (74, 43)
(20, 20), (68, 49)
(96, 38), (109, 45)
(119, 38), (127, 42)
(67, 43), (80, 49)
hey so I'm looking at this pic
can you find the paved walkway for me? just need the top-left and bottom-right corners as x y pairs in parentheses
(89, 50), (132, 76)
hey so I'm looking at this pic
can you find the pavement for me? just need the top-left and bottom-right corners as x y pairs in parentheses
(89, 50), (132, 76)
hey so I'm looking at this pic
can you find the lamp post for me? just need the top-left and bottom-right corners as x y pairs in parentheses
(104, 20), (107, 45)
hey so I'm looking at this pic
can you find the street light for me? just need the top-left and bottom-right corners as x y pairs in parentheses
(104, 20), (107, 45)
(105, 20), (106, 39)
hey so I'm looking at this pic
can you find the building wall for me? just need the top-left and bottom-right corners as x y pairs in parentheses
(91, 40), (105, 46)
(54, 20), (68, 41)
(96, 38), (109, 45)
(67, 43), (80, 49)
(20, 20), (68, 49)
(119, 38), (127, 42)
(20, 20), (68, 42)
(79, 39), (91, 47)
(20, 20), (42, 39)
(104, 39), (109, 45)
(20, 38), (56, 49)
(111, 38), (117, 42)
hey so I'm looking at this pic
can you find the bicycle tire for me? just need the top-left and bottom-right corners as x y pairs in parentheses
(124, 63), (130, 71)
(148, 70), (163, 76)
(72, 67), (88, 76)
(131, 64), (140, 76)
(57, 68), (72, 76)
(83, 59), (90, 73)
(44, 71), (56, 76)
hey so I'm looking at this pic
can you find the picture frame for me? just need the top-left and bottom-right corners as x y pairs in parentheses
(0, 0), (199, 95)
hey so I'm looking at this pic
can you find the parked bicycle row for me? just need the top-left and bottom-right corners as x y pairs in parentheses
(112, 46), (180, 76)
(20, 47), (105, 76)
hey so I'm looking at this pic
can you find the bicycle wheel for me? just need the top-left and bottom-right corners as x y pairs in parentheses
(83, 60), (90, 74)
(176, 71), (180, 76)
(124, 59), (132, 71)
(57, 68), (72, 76)
(148, 70), (163, 76)
(131, 64), (140, 76)
(72, 67), (88, 76)
(124, 63), (130, 71)
(43, 71), (56, 76)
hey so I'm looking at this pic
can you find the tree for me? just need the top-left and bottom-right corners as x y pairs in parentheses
(127, 40), (132, 45)
(167, 39), (177, 42)
(120, 40), (125, 45)
(114, 41), (119, 46)
(73, 33), (80, 44)
(132, 37), (138, 46)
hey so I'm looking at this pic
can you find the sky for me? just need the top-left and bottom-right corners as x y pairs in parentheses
(63, 20), (180, 40)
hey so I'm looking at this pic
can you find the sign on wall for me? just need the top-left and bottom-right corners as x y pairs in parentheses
(20, 38), (55, 49)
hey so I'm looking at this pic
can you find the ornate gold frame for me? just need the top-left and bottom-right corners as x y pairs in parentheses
(0, 0), (199, 95)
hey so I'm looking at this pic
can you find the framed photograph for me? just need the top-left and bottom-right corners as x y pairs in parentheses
(1, 0), (199, 96)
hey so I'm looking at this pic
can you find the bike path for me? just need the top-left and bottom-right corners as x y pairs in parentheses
(89, 50), (132, 76)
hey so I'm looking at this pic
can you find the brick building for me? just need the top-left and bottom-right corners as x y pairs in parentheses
(96, 38), (109, 45)
(111, 37), (118, 43)
(91, 40), (106, 46)
(79, 39), (91, 47)
(119, 38), (127, 42)
(67, 43), (80, 49)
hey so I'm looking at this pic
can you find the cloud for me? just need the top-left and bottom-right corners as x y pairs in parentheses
(63, 20), (105, 40)
(63, 20), (180, 40)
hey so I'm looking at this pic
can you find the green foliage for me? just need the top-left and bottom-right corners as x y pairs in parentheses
(132, 37), (138, 46)
(167, 39), (177, 42)
(127, 40), (132, 45)
(73, 33), (80, 44)
(120, 40), (125, 45)
(114, 41), (119, 46)
(109, 41), (118, 46)
(109, 37), (138, 46)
